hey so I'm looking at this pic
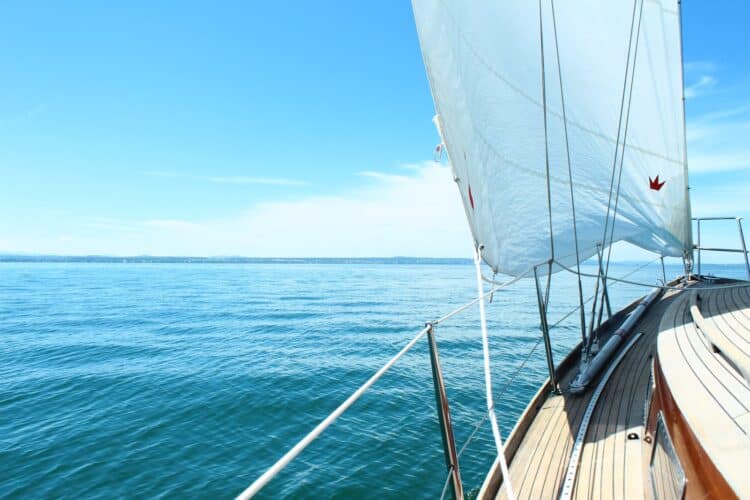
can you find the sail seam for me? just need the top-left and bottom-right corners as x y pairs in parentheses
(431, 0), (683, 165)
(470, 125), (676, 211)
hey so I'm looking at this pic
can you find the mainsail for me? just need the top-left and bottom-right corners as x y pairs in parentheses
(413, 0), (692, 276)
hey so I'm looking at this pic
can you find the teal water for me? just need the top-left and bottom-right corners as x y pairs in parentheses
(1, 261), (746, 498)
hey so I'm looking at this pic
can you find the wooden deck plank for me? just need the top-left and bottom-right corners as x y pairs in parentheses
(657, 282), (750, 497)
(721, 286), (750, 340)
(673, 298), (747, 418)
(691, 303), (749, 388)
(704, 288), (750, 355)
(484, 281), (750, 500)
(732, 285), (750, 324)
(490, 288), (677, 500)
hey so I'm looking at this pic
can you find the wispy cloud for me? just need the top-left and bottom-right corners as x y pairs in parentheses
(207, 176), (305, 186)
(143, 219), (199, 230)
(684, 61), (717, 74)
(687, 105), (750, 173)
(28, 163), (470, 257)
(357, 170), (412, 182)
(684, 75), (717, 99)
(679, 61), (750, 173)
(145, 170), (306, 186)
(689, 152), (749, 173)
(683, 60), (720, 100)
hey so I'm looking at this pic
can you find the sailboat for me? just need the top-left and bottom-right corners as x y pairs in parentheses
(412, 0), (750, 498)
(238, 1), (750, 498)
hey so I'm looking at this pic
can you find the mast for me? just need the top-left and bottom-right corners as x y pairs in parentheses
(677, 0), (695, 270)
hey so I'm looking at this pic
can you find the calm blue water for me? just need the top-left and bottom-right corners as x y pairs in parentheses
(1, 261), (746, 498)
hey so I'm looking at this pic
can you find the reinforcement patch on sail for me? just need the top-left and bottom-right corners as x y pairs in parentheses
(413, 0), (692, 276)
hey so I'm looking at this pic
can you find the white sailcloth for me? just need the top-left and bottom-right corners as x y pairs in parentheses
(413, 0), (692, 276)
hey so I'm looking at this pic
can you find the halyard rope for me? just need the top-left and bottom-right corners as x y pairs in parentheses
(238, 257), (745, 498)
(474, 246), (516, 500)
(451, 257), (660, 466)
(237, 260), (532, 499)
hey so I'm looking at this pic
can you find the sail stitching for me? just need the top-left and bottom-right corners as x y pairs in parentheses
(470, 125), (675, 212)
(432, 0), (682, 166)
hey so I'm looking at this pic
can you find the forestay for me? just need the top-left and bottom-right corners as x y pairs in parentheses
(413, 0), (692, 276)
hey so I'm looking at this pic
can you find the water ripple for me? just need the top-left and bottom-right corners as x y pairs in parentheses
(0, 261), (744, 498)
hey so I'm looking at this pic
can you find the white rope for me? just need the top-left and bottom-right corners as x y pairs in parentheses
(451, 256), (661, 464)
(236, 324), (431, 499)
(237, 260), (533, 498)
(474, 246), (516, 500)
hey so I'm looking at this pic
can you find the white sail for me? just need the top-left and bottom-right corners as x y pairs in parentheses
(413, 0), (692, 276)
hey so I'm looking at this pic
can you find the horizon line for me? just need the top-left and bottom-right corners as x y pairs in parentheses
(0, 253), (733, 265)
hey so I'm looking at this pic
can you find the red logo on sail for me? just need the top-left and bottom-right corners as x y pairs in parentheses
(468, 185), (475, 210)
(649, 175), (665, 191)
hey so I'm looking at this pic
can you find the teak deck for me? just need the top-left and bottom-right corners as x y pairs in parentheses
(480, 279), (750, 499)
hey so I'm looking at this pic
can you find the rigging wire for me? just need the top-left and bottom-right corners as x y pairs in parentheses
(598, 0), (641, 256)
(439, 465), (456, 500)
(538, 0), (556, 264)
(555, 259), (750, 292)
(591, 0), (642, 342)
(599, 0), (647, 322)
(236, 258), (537, 499)
(549, 0), (588, 350)
(452, 257), (661, 463)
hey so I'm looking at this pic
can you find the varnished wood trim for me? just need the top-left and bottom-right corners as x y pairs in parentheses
(651, 354), (738, 500)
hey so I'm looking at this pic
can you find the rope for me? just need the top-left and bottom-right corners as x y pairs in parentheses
(457, 336), (545, 461)
(549, 0), (587, 347)
(554, 259), (750, 292)
(601, 0), (646, 282)
(538, 0), (555, 261)
(236, 324), (432, 499)
(452, 257), (660, 461)
(439, 465), (455, 500)
(237, 258), (535, 498)
(591, 0), (642, 348)
(438, 270), (532, 325)
(474, 246), (516, 500)
(598, 0), (641, 256)
(240, 254), (737, 498)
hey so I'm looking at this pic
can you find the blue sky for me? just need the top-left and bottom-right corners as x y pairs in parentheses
(0, 1), (748, 260)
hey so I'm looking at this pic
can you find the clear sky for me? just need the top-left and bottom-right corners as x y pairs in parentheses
(0, 2), (748, 261)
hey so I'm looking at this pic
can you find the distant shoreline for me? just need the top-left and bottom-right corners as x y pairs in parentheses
(0, 255), (476, 265)
(0, 255), (712, 266)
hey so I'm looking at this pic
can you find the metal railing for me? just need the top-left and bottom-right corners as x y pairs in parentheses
(693, 217), (750, 279)
(237, 278), (519, 500)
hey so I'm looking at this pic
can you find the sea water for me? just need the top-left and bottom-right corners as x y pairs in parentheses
(1, 261), (746, 498)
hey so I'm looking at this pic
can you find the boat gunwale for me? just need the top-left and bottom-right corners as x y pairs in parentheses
(478, 276), (687, 499)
